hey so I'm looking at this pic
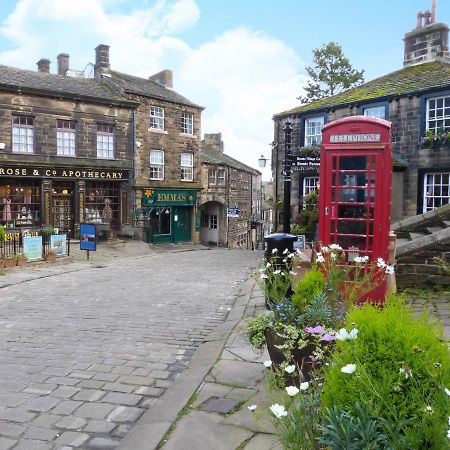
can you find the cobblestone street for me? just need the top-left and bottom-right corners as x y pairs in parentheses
(0, 246), (261, 449)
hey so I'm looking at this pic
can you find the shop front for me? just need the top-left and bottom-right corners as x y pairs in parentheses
(0, 164), (131, 238)
(140, 188), (198, 244)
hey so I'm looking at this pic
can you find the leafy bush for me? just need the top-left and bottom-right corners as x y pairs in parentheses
(0, 225), (5, 242)
(321, 296), (450, 448)
(292, 268), (325, 313)
(245, 312), (273, 349)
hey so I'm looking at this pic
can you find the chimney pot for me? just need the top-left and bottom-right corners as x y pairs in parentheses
(57, 53), (70, 76)
(37, 58), (50, 73)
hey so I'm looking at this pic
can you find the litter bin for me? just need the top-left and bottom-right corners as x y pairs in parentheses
(264, 232), (297, 263)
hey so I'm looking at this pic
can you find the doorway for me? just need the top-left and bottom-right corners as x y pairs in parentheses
(173, 206), (192, 242)
(51, 182), (74, 233)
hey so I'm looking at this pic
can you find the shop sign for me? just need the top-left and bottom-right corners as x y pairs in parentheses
(80, 223), (97, 252)
(292, 155), (320, 172)
(50, 234), (67, 256)
(23, 236), (43, 261)
(293, 235), (306, 250)
(0, 164), (129, 180)
(142, 189), (197, 207)
(330, 133), (381, 143)
(227, 207), (239, 218)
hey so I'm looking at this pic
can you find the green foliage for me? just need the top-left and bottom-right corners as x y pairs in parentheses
(245, 312), (273, 349)
(304, 292), (333, 326)
(41, 225), (55, 236)
(292, 269), (325, 313)
(321, 296), (450, 448)
(0, 225), (5, 242)
(299, 42), (364, 104)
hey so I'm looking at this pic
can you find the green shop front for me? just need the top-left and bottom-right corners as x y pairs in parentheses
(141, 188), (198, 244)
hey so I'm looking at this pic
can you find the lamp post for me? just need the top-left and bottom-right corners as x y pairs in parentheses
(282, 121), (293, 234)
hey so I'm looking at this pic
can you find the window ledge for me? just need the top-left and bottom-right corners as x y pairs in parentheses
(148, 128), (168, 134)
(179, 133), (196, 138)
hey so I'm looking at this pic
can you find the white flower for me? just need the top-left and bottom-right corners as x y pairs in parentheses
(263, 360), (272, 368)
(399, 367), (412, 379)
(354, 256), (364, 263)
(447, 429), (450, 439)
(270, 403), (288, 419)
(377, 257), (386, 268)
(321, 246), (330, 253)
(336, 328), (358, 341)
(266, 262), (271, 268)
(341, 364), (356, 374)
(272, 248), (278, 254)
(282, 258), (287, 263)
(285, 365), (296, 374)
(299, 382), (309, 391)
(289, 271), (298, 276)
(273, 269), (281, 275)
(316, 254), (325, 263)
(260, 274), (268, 280)
(287, 253), (295, 259)
(283, 248), (289, 255)
(330, 244), (342, 250)
(445, 387), (450, 396)
(248, 404), (258, 411)
(385, 265), (395, 275)
(330, 252), (337, 260)
(285, 386), (299, 396)
(425, 406), (433, 413)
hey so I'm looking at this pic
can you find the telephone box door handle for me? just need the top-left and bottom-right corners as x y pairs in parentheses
(325, 207), (329, 216)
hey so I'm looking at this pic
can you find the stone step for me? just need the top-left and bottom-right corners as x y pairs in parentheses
(409, 232), (427, 240)
(426, 226), (445, 234)
(444, 220), (450, 227)
(396, 226), (450, 258)
(396, 238), (410, 246)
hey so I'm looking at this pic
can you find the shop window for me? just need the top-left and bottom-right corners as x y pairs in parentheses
(181, 153), (193, 181)
(85, 182), (119, 227)
(57, 120), (76, 156)
(426, 95), (450, 133)
(0, 180), (40, 227)
(97, 124), (114, 159)
(304, 116), (324, 146)
(150, 106), (164, 130)
(148, 207), (171, 235)
(12, 115), (34, 153)
(181, 112), (193, 134)
(423, 172), (450, 212)
(150, 149), (164, 180)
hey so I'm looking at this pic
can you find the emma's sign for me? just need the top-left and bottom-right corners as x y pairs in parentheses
(0, 165), (129, 180)
(330, 133), (381, 143)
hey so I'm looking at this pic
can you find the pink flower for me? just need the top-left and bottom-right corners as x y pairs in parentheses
(321, 333), (336, 341)
(305, 326), (325, 334)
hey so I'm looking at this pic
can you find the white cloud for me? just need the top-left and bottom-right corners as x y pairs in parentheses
(0, 0), (305, 180)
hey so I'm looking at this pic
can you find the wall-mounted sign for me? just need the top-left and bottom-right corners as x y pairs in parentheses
(50, 234), (67, 256)
(292, 155), (321, 172)
(0, 165), (129, 180)
(80, 223), (97, 251)
(293, 235), (306, 250)
(227, 207), (240, 218)
(330, 133), (381, 143)
(142, 189), (197, 207)
(23, 236), (43, 261)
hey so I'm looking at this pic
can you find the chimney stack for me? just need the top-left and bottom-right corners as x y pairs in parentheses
(36, 58), (50, 73)
(202, 133), (224, 154)
(57, 53), (70, 76)
(149, 70), (173, 89)
(94, 44), (110, 78)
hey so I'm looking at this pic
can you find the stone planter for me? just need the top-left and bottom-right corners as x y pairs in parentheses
(4, 259), (17, 268)
(43, 253), (56, 262)
(0, 260), (5, 269)
(16, 258), (28, 266)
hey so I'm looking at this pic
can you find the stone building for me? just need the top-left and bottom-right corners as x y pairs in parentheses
(91, 45), (204, 244)
(272, 10), (450, 229)
(200, 133), (262, 249)
(0, 55), (136, 238)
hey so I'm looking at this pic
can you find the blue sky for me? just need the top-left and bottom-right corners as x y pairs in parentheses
(0, 0), (448, 180)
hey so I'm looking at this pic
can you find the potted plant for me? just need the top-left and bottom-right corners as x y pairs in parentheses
(43, 247), (57, 262)
(4, 254), (17, 268)
(15, 253), (28, 266)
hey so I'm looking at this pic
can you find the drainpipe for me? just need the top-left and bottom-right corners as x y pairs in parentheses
(225, 166), (230, 247)
(132, 109), (137, 227)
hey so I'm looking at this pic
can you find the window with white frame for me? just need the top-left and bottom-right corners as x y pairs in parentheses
(304, 116), (324, 146)
(217, 169), (226, 185)
(426, 95), (450, 133)
(57, 119), (76, 156)
(303, 177), (320, 196)
(208, 168), (226, 186)
(180, 152), (193, 181)
(149, 106), (164, 130)
(363, 105), (386, 119)
(12, 116), (34, 153)
(423, 172), (449, 212)
(97, 124), (114, 159)
(181, 112), (193, 134)
(149, 149), (164, 180)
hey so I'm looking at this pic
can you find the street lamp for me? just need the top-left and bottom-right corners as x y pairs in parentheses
(258, 155), (268, 168)
(282, 121), (293, 234)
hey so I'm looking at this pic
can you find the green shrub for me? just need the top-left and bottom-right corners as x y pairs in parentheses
(0, 225), (5, 242)
(292, 269), (325, 313)
(321, 295), (450, 448)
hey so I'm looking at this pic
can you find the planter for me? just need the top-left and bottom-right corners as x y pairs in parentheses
(43, 253), (56, 262)
(4, 259), (17, 268)
(265, 329), (320, 384)
(16, 259), (28, 266)
(0, 260), (5, 269)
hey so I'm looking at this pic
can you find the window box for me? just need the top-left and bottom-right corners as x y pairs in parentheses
(420, 129), (450, 149)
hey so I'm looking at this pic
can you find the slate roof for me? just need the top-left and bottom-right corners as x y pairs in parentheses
(275, 60), (450, 117)
(110, 70), (203, 109)
(201, 145), (260, 174)
(0, 64), (135, 106)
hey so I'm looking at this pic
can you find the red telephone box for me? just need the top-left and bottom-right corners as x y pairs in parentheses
(318, 116), (392, 300)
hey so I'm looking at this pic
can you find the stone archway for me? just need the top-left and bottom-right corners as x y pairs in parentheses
(200, 200), (225, 246)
